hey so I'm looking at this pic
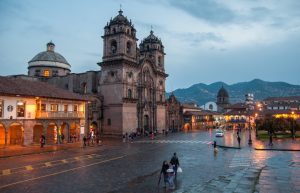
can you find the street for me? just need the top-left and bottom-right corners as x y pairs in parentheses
(0, 129), (299, 193)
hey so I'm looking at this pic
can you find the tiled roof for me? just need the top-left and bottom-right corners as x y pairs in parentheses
(264, 96), (300, 101)
(184, 110), (220, 116)
(0, 76), (87, 101)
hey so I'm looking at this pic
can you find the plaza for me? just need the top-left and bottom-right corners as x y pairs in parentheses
(0, 130), (299, 193)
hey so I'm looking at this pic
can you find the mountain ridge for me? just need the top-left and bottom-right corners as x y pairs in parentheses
(167, 79), (300, 105)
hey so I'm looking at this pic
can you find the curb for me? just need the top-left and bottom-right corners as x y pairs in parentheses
(0, 145), (98, 159)
(216, 145), (241, 149)
(254, 148), (300, 151)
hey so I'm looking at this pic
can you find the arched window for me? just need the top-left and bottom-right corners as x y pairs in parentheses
(209, 104), (213, 110)
(113, 28), (116, 33)
(147, 45), (150, 51)
(111, 40), (117, 54)
(82, 82), (87, 94)
(160, 94), (163, 102)
(158, 56), (161, 66)
(128, 89), (132, 98)
(126, 41), (131, 54)
(43, 70), (50, 77)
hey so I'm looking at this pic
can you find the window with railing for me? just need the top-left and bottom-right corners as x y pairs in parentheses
(73, 105), (78, 112)
(64, 105), (68, 112)
(51, 104), (58, 112)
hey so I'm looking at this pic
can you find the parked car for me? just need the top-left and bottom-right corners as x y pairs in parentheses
(215, 130), (224, 137)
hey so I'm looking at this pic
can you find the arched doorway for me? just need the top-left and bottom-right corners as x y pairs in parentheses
(33, 124), (44, 144)
(8, 123), (23, 145)
(60, 122), (69, 143)
(0, 123), (5, 145)
(46, 123), (57, 144)
(143, 115), (149, 133)
(90, 122), (98, 135)
(183, 123), (190, 131)
(69, 122), (80, 142)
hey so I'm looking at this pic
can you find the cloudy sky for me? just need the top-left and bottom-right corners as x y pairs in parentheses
(1, 0), (300, 91)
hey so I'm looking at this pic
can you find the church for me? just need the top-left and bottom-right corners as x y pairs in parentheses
(24, 9), (168, 137)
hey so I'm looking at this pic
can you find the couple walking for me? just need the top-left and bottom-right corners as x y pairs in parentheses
(159, 153), (180, 189)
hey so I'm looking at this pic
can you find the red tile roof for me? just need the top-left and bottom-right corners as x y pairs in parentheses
(0, 76), (87, 101)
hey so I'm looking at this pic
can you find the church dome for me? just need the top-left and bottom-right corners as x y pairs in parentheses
(140, 30), (162, 45)
(139, 30), (164, 53)
(109, 9), (130, 26)
(217, 86), (229, 98)
(28, 42), (71, 77)
(28, 42), (71, 70)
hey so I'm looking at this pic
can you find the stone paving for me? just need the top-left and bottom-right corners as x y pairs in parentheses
(175, 166), (263, 193)
(0, 130), (299, 193)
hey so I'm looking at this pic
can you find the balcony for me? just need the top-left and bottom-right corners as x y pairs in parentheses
(36, 111), (85, 119)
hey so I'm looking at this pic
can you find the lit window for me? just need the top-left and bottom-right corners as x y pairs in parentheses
(17, 102), (25, 117)
(73, 105), (78, 112)
(44, 70), (50, 77)
(50, 104), (58, 112)
(41, 104), (46, 111)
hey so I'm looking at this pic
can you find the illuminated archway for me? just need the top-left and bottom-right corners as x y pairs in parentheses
(8, 123), (23, 145)
(183, 123), (190, 130)
(33, 124), (44, 144)
(46, 123), (58, 144)
(0, 123), (5, 145)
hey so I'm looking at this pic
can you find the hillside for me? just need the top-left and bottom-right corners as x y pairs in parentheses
(167, 79), (300, 105)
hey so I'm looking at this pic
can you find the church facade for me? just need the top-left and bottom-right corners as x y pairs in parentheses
(25, 9), (168, 137)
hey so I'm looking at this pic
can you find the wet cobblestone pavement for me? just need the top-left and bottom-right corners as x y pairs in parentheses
(0, 129), (299, 193)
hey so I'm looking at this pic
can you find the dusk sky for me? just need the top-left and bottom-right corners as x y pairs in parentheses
(1, 0), (300, 92)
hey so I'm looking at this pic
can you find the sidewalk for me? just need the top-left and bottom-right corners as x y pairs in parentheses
(176, 166), (263, 193)
(254, 138), (300, 151)
(0, 141), (97, 158)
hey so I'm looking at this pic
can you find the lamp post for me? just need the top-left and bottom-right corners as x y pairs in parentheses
(255, 113), (258, 137)
(248, 113), (252, 145)
(292, 111), (295, 140)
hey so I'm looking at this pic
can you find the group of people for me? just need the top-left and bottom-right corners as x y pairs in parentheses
(83, 131), (101, 147)
(160, 152), (180, 190)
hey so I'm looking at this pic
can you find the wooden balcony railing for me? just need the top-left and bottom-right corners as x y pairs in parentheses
(36, 111), (85, 119)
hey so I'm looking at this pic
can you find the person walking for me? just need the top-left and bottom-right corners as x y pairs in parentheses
(40, 135), (45, 148)
(83, 135), (87, 147)
(170, 152), (180, 177)
(61, 133), (65, 144)
(167, 163), (175, 189)
(237, 135), (241, 147)
(269, 133), (273, 146)
(159, 160), (169, 188)
(213, 140), (218, 153)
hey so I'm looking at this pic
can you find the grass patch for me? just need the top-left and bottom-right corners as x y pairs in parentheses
(256, 130), (300, 139)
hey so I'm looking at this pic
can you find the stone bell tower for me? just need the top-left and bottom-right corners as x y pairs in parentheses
(99, 9), (139, 136)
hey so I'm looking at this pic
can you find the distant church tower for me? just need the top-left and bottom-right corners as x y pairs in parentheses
(216, 86), (230, 112)
(99, 9), (167, 136)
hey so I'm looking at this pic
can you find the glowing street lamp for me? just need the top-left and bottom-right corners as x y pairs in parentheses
(292, 111), (295, 139)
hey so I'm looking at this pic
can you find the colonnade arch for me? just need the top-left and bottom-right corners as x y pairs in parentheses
(8, 122), (24, 145)
(0, 123), (5, 145)
(0, 120), (80, 146)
